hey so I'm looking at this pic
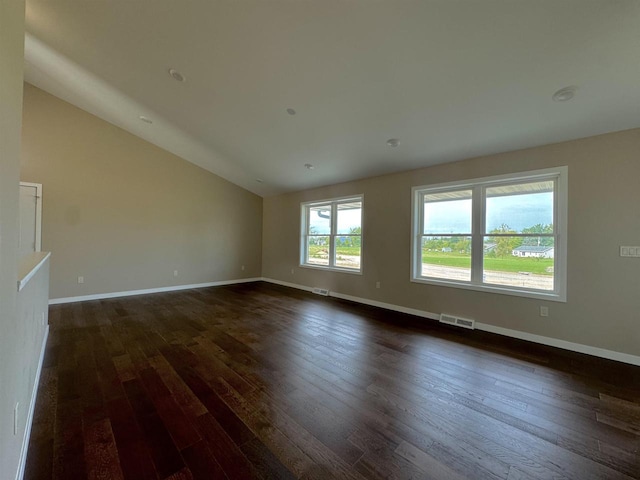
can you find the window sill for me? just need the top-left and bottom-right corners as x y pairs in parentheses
(411, 276), (566, 302)
(300, 264), (363, 275)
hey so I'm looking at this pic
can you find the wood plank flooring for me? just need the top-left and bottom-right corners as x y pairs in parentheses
(25, 282), (640, 479)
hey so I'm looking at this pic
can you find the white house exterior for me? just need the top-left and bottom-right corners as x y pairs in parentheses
(512, 246), (554, 258)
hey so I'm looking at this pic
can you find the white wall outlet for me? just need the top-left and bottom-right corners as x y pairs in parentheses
(77, 276), (84, 284)
(540, 306), (549, 317)
(291, 268), (294, 275)
(241, 265), (245, 271)
(173, 270), (178, 277)
(376, 281), (381, 289)
(14, 402), (19, 435)
(41, 312), (46, 326)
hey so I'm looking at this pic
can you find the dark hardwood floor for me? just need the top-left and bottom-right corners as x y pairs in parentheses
(25, 281), (640, 479)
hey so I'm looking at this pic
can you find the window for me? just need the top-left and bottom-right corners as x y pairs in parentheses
(412, 167), (567, 301)
(301, 196), (363, 273)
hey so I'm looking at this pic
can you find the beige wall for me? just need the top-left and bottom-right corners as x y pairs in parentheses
(0, 0), (42, 477)
(263, 129), (640, 357)
(21, 84), (263, 299)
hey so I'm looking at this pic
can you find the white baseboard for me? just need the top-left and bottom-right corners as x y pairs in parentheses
(16, 325), (49, 480)
(258, 277), (314, 293)
(46, 276), (640, 367)
(261, 277), (640, 367)
(48, 277), (263, 305)
(328, 290), (440, 321)
(475, 323), (640, 367)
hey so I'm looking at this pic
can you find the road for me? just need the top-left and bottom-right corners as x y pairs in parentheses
(423, 264), (553, 290)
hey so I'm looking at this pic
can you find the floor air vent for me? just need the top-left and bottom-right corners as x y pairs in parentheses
(312, 287), (330, 296)
(439, 313), (475, 330)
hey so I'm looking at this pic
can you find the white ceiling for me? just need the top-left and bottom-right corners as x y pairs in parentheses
(24, 0), (640, 197)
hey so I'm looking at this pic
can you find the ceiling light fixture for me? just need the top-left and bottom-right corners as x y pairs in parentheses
(552, 86), (577, 102)
(139, 115), (153, 124)
(286, 108), (296, 115)
(304, 163), (314, 170)
(168, 68), (186, 82)
(386, 138), (400, 147)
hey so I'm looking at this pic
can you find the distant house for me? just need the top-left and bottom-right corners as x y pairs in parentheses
(484, 243), (497, 253)
(512, 246), (554, 258)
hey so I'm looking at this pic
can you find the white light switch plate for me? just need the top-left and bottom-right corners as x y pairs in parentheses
(620, 246), (640, 257)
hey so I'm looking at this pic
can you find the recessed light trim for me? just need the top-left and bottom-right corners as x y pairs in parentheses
(304, 163), (315, 170)
(286, 108), (296, 115)
(386, 138), (400, 147)
(168, 68), (186, 82)
(139, 115), (153, 124)
(552, 86), (577, 102)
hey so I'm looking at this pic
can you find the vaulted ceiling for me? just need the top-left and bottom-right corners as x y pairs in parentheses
(24, 0), (640, 196)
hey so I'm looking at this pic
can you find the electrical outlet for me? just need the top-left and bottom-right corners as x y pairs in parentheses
(241, 265), (245, 271)
(540, 306), (549, 317)
(41, 312), (46, 326)
(376, 281), (381, 289)
(291, 268), (294, 275)
(77, 276), (84, 284)
(173, 270), (178, 277)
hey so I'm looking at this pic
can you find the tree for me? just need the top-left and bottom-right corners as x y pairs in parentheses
(335, 226), (361, 248)
(454, 237), (471, 254)
(522, 223), (554, 246)
(489, 224), (522, 257)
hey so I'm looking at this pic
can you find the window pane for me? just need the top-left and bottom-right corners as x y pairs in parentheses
(486, 181), (553, 234)
(421, 236), (471, 281)
(424, 190), (472, 234)
(337, 201), (361, 235)
(308, 205), (331, 234)
(335, 236), (361, 269)
(483, 237), (554, 291)
(307, 236), (330, 265)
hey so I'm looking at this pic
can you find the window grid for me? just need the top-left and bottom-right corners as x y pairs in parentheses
(301, 196), (363, 273)
(412, 168), (567, 302)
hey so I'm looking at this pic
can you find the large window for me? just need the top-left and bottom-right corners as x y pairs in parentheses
(412, 167), (567, 301)
(301, 196), (363, 273)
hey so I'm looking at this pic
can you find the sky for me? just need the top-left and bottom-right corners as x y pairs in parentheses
(309, 207), (361, 234)
(425, 192), (553, 234)
(307, 192), (553, 235)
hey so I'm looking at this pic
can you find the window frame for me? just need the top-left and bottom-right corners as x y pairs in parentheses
(411, 167), (567, 302)
(300, 195), (364, 274)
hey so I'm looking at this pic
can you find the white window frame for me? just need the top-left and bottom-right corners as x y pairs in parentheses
(411, 167), (567, 302)
(19, 182), (43, 253)
(300, 195), (363, 274)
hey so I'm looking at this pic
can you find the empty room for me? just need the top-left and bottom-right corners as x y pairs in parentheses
(2, 1), (640, 479)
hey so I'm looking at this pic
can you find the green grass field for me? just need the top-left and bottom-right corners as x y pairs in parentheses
(422, 251), (553, 275)
(308, 247), (551, 275)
